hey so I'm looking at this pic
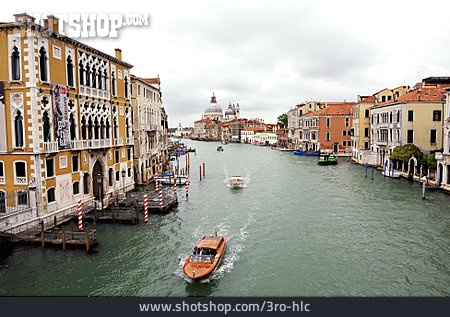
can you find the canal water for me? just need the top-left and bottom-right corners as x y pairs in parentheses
(1, 140), (449, 296)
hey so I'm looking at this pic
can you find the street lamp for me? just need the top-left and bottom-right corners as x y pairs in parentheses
(121, 170), (126, 197)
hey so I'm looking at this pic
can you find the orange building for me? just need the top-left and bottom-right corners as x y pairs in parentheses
(303, 104), (354, 154)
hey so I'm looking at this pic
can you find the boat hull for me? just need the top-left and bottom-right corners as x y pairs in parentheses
(183, 237), (227, 281)
(293, 150), (319, 157)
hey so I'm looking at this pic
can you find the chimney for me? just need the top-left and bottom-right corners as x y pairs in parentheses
(43, 18), (49, 29)
(46, 15), (59, 32)
(115, 48), (122, 60)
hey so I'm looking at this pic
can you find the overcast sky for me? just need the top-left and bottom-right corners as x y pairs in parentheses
(3, 0), (450, 127)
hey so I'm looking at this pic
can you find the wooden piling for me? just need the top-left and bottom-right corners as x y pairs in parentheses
(200, 165), (202, 181)
(71, 221), (75, 240)
(203, 162), (205, 177)
(85, 226), (90, 253)
(40, 221), (45, 248)
(93, 222), (97, 241)
(62, 226), (66, 251)
(53, 216), (57, 239)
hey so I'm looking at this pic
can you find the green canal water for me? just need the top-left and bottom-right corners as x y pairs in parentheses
(1, 140), (449, 296)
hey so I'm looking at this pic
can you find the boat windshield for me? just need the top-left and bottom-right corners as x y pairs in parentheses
(190, 255), (214, 263)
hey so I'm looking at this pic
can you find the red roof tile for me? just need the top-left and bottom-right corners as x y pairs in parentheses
(304, 104), (354, 117)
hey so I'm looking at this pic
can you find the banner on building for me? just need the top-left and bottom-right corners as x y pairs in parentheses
(0, 82), (7, 153)
(52, 84), (70, 150)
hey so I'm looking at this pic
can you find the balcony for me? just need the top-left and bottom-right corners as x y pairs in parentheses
(71, 139), (113, 150)
(139, 123), (159, 131)
(42, 141), (58, 153)
(71, 140), (84, 150)
(126, 137), (134, 145)
(15, 177), (27, 185)
(114, 138), (124, 147)
(92, 139), (112, 148)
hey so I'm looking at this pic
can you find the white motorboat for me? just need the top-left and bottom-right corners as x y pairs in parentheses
(382, 170), (401, 178)
(228, 176), (245, 188)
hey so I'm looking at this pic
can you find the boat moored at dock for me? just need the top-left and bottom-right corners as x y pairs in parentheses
(293, 150), (319, 157)
(317, 152), (338, 165)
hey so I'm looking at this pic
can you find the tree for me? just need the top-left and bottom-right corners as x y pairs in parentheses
(390, 144), (423, 162)
(277, 113), (288, 128)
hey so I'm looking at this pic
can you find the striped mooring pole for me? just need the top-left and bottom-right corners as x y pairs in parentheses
(173, 178), (177, 197)
(186, 175), (189, 197)
(77, 199), (83, 231)
(143, 194), (149, 223)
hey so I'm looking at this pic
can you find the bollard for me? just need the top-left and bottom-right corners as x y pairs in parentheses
(62, 226), (66, 251)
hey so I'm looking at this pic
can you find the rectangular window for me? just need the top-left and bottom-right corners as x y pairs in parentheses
(382, 96), (386, 102)
(345, 117), (350, 127)
(433, 110), (441, 121)
(127, 149), (131, 160)
(326, 118), (330, 128)
(326, 132), (330, 141)
(109, 168), (114, 186)
(46, 158), (54, 177)
(73, 182), (80, 195)
(72, 155), (79, 172)
(342, 130), (346, 136)
(0, 162), (4, 180)
(343, 141), (346, 146)
(364, 141), (369, 149)
(365, 109), (369, 118)
(115, 170), (120, 181)
(364, 128), (369, 137)
(47, 188), (55, 203)
(115, 150), (120, 163)
(127, 168), (131, 177)
(407, 130), (414, 144)
(430, 129), (437, 144)
(17, 191), (28, 206)
(408, 110), (414, 122)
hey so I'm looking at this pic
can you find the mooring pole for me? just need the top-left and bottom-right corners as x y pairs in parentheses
(40, 221), (45, 248)
(203, 162), (205, 177)
(365, 163), (368, 178)
(200, 165), (202, 181)
(85, 226), (90, 254)
(422, 180), (426, 199)
(71, 221), (75, 240)
(62, 226), (66, 251)
(371, 165), (375, 180)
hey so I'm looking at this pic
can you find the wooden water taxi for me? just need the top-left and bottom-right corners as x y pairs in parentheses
(183, 234), (227, 281)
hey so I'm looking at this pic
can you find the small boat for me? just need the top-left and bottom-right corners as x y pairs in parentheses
(382, 163), (400, 178)
(229, 175), (245, 188)
(157, 173), (187, 185)
(217, 146), (224, 151)
(183, 234), (227, 281)
(175, 149), (186, 155)
(221, 141), (229, 145)
(277, 148), (292, 152)
(186, 148), (196, 152)
(293, 150), (319, 157)
(317, 152), (337, 166)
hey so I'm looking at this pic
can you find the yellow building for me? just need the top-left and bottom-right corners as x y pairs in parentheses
(435, 87), (450, 192)
(351, 95), (375, 164)
(0, 13), (134, 230)
(370, 78), (447, 168)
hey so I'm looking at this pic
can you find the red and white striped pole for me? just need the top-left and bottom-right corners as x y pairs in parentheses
(155, 173), (159, 193)
(77, 199), (83, 231)
(173, 178), (177, 197)
(186, 175), (189, 197)
(143, 194), (149, 223)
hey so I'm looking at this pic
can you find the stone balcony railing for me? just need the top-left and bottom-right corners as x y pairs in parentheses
(15, 177), (27, 185)
(71, 139), (113, 150)
(126, 137), (134, 145)
(114, 138), (124, 146)
(0, 176), (5, 184)
(42, 141), (58, 153)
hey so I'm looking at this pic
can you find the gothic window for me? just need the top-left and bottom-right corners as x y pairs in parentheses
(94, 118), (99, 139)
(43, 111), (51, 142)
(126, 118), (129, 138)
(81, 116), (87, 140)
(14, 110), (24, 148)
(92, 67), (97, 88)
(67, 56), (74, 87)
(11, 46), (21, 80)
(86, 65), (91, 87)
(70, 113), (76, 140)
(111, 72), (116, 96)
(79, 61), (84, 85)
(124, 76), (128, 98)
(113, 118), (118, 138)
(98, 71), (102, 89)
(88, 117), (93, 139)
(39, 46), (48, 82)
(100, 118), (105, 139)
(103, 70), (107, 90)
(105, 119), (110, 139)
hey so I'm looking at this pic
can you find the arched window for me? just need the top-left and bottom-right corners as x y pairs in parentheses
(43, 111), (51, 142)
(79, 61), (84, 85)
(100, 118), (105, 139)
(81, 116), (87, 140)
(111, 72), (116, 96)
(47, 188), (55, 203)
(94, 118), (99, 139)
(105, 119), (110, 139)
(39, 46), (48, 82)
(11, 46), (21, 80)
(88, 117), (93, 139)
(85, 65), (91, 87)
(124, 76), (129, 98)
(92, 67), (97, 88)
(126, 118), (130, 138)
(97, 71), (102, 89)
(73, 181), (80, 195)
(103, 70), (108, 90)
(70, 113), (76, 140)
(113, 118), (118, 139)
(14, 110), (24, 148)
(67, 56), (74, 87)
